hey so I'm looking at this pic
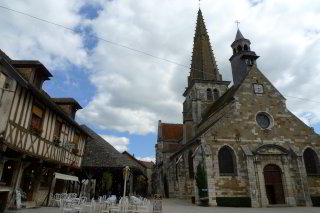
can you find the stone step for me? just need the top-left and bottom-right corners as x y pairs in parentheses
(21, 201), (37, 209)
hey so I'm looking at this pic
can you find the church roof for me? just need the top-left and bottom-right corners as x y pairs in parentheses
(235, 29), (245, 41)
(200, 85), (237, 125)
(189, 9), (221, 82)
(81, 125), (144, 171)
(159, 123), (183, 142)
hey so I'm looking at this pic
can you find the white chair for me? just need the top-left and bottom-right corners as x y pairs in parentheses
(60, 199), (74, 213)
(54, 193), (62, 207)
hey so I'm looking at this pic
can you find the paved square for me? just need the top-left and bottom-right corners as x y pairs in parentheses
(162, 199), (320, 213)
(4, 199), (320, 213)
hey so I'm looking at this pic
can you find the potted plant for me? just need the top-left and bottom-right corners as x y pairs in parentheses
(195, 162), (209, 206)
(53, 136), (60, 146)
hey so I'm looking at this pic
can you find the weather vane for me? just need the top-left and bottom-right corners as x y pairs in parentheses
(235, 20), (240, 29)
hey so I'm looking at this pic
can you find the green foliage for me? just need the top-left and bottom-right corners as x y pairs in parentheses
(216, 197), (251, 207)
(195, 162), (208, 200)
(135, 175), (148, 195)
(102, 171), (112, 192)
(311, 196), (320, 207)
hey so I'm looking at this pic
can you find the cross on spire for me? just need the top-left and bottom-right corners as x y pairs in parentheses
(235, 20), (240, 29)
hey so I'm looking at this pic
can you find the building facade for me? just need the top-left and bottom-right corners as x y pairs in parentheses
(155, 9), (320, 207)
(0, 50), (89, 210)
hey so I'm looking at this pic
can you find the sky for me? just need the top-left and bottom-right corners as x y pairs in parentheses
(0, 0), (320, 162)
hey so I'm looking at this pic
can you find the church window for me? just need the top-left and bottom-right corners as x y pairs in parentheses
(213, 89), (219, 100)
(256, 112), (272, 129)
(218, 146), (237, 175)
(244, 44), (249, 51)
(237, 45), (242, 52)
(303, 148), (320, 175)
(233, 48), (236, 54)
(188, 150), (194, 179)
(207, 88), (213, 101)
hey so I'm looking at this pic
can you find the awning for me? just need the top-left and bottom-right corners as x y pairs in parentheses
(54, 172), (79, 182)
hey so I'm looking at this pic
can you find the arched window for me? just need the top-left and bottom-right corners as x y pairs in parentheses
(207, 88), (213, 101)
(213, 89), (219, 100)
(303, 148), (320, 175)
(237, 45), (242, 52)
(244, 44), (249, 51)
(218, 146), (236, 175)
(188, 150), (194, 179)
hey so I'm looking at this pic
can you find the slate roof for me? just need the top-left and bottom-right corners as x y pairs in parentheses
(199, 85), (237, 125)
(81, 125), (145, 171)
(159, 123), (183, 142)
(235, 29), (245, 41)
(140, 161), (154, 169)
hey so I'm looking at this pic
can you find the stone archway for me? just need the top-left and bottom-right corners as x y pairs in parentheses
(263, 164), (285, 204)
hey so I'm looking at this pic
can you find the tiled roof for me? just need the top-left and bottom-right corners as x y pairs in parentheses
(81, 125), (145, 172)
(159, 123), (183, 141)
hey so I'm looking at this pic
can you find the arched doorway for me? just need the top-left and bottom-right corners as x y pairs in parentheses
(263, 164), (285, 204)
(20, 165), (36, 201)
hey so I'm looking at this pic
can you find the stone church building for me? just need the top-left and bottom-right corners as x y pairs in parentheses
(155, 9), (320, 207)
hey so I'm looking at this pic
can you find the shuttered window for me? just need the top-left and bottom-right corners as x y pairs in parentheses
(53, 119), (62, 138)
(73, 132), (80, 144)
(31, 104), (44, 131)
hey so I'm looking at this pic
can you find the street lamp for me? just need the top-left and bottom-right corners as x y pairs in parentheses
(123, 166), (130, 198)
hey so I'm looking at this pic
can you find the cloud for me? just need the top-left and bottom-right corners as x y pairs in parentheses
(78, 0), (320, 134)
(136, 156), (155, 163)
(2, 0), (320, 136)
(0, 0), (89, 71)
(100, 135), (129, 152)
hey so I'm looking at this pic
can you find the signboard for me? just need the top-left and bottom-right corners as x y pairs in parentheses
(153, 194), (162, 213)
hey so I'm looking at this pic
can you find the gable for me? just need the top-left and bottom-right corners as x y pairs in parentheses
(199, 65), (319, 146)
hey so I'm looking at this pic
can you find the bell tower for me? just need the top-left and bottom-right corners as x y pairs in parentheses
(229, 28), (259, 86)
(182, 9), (230, 143)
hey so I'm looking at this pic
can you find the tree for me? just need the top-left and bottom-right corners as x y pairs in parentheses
(102, 171), (112, 194)
(195, 162), (208, 206)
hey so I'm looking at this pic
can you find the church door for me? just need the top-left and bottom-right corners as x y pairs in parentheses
(263, 164), (285, 204)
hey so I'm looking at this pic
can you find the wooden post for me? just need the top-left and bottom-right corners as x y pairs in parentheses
(47, 175), (56, 206)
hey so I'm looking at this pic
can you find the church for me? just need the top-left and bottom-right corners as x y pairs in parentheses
(155, 9), (320, 207)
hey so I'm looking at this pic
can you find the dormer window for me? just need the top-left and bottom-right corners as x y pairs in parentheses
(244, 44), (249, 51)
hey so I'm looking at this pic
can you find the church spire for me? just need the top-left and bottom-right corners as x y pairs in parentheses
(235, 29), (245, 41)
(229, 28), (259, 86)
(189, 9), (222, 83)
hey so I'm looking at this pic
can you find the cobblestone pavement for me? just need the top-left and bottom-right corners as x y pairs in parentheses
(5, 199), (320, 213)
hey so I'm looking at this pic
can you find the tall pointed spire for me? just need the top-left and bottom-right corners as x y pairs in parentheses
(189, 9), (222, 83)
(235, 29), (245, 41)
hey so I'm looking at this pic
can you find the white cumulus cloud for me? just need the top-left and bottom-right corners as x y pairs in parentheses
(136, 156), (155, 163)
(100, 135), (129, 153)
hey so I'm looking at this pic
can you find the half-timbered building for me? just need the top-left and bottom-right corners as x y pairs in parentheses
(0, 50), (89, 210)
